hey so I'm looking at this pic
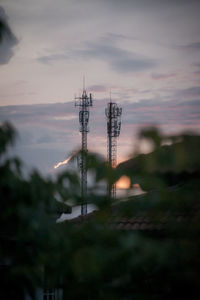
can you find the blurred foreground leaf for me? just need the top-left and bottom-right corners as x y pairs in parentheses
(1, 123), (200, 299)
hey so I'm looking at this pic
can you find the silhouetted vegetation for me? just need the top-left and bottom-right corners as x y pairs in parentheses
(0, 122), (200, 299)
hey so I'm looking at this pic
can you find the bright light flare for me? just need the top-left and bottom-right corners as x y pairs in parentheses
(116, 176), (131, 189)
(54, 155), (72, 169)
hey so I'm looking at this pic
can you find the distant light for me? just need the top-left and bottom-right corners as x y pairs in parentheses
(116, 175), (131, 189)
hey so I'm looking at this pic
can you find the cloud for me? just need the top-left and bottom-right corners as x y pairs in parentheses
(111, 58), (155, 73)
(76, 41), (156, 73)
(105, 32), (138, 42)
(88, 85), (108, 93)
(0, 102), (80, 174)
(151, 72), (176, 80)
(184, 42), (200, 51)
(1, 98), (200, 174)
(176, 41), (200, 53)
(193, 62), (200, 68)
(37, 38), (156, 73)
(175, 86), (200, 98)
(53, 115), (76, 121)
(0, 6), (18, 64)
(104, 0), (200, 10)
(192, 63), (200, 75)
(37, 53), (69, 65)
(37, 134), (55, 144)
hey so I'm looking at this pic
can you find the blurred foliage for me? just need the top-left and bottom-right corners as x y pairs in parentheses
(0, 123), (200, 299)
(0, 17), (9, 42)
(0, 8), (17, 43)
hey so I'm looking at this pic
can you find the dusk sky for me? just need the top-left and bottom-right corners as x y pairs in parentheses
(0, 0), (200, 175)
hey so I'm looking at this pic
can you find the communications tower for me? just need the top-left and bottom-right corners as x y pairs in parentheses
(105, 100), (122, 198)
(75, 83), (93, 215)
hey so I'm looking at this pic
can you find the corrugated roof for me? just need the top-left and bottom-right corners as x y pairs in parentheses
(68, 208), (198, 231)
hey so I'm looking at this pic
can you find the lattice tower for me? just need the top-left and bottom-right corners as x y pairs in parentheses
(105, 102), (122, 199)
(75, 87), (93, 215)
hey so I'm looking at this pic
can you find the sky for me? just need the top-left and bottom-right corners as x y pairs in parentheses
(0, 0), (200, 175)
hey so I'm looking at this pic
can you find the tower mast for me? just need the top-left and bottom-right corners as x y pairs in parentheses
(105, 99), (122, 198)
(75, 83), (93, 215)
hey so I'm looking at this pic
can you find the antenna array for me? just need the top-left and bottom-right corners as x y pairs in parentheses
(75, 87), (93, 215)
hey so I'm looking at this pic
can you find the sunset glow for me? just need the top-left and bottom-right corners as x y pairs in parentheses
(54, 155), (72, 169)
(116, 176), (131, 189)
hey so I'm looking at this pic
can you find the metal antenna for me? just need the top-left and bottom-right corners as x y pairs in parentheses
(83, 75), (85, 91)
(75, 82), (93, 215)
(105, 96), (122, 199)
